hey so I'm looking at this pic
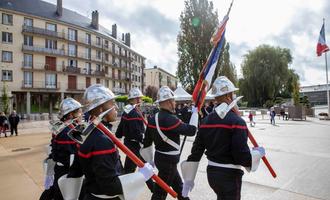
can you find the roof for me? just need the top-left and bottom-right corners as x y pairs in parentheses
(145, 66), (177, 79)
(174, 86), (191, 101)
(300, 84), (330, 93)
(0, 0), (145, 58)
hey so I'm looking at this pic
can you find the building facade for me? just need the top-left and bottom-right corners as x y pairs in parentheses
(144, 65), (178, 90)
(300, 84), (330, 106)
(0, 0), (145, 114)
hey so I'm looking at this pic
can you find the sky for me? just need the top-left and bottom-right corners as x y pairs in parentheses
(45, 0), (330, 86)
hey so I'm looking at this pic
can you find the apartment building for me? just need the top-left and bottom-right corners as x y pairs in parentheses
(144, 65), (178, 89)
(0, 0), (146, 114)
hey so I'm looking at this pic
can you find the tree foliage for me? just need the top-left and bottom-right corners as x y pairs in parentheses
(239, 44), (299, 107)
(177, 0), (237, 92)
(115, 95), (153, 104)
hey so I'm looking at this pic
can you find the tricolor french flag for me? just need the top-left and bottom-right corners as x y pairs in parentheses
(317, 22), (329, 57)
(192, 15), (229, 110)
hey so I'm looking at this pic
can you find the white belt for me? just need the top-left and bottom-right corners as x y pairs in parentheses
(208, 160), (242, 170)
(56, 162), (64, 166)
(156, 150), (180, 155)
(91, 193), (119, 199)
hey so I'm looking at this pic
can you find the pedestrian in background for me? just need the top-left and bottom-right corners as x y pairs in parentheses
(270, 107), (276, 125)
(248, 111), (256, 127)
(0, 112), (8, 137)
(8, 110), (20, 136)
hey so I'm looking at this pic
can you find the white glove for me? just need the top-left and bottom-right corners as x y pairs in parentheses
(189, 106), (199, 127)
(44, 175), (54, 190)
(253, 147), (265, 157)
(138, 163), (155, 181)
(182, 180), (194, 197)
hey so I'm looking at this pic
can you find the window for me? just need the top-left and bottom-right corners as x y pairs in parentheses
(96, 64), (101, 71)
(96, 78), (100, 84)
(85, 62), (91, 74)
(24, 71), (33, 87)
(112, 81), (116, 87)
(24, 18), (33, 27)
(68, 44), (76, 56)
(105, 53), (109, 61)
(138, 76), (140, 82)
(24, 35), (33, 46)
(2, 70), (12, 81)
(105, 80), (109, 87)
(45, 39), (56, 49)
(85, 47), (91, 59)
(2, 32), (12, 43)
(104, 40), (109, 48)
(2, 51), (12, 62)
(68, 28), (77, 41)
(24, 54), (33, 68)
(96, 50), (101, 60)
(46, 23), (56, 31)
(68, 59), (77, 67)
(45, 73), (56, 88)
(2, 13), (13, 25)
(96, 37), (101, 45)
(85, 33), (91, 44)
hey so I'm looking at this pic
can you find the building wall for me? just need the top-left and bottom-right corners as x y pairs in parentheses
(0, 7), (145, 114)
(144, 67), (177, 90)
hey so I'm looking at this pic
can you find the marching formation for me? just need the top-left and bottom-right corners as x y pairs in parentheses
(41, 76), (266, 200)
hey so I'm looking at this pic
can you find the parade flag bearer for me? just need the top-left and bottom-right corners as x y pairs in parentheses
(181, 76), (265, 200)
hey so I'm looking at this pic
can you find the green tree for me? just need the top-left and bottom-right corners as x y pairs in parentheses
(177, 0), (235, 92)
(239, 44), (294, 107)
(1, 83), (9, 114)
(218, 43), (237, 84)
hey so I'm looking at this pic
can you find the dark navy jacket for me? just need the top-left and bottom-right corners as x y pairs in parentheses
(143, 109), (196, 164)
(115, 107), (146, 143)
(52, 126), (77, 167)
(187, 110), (252, 170)
(77, 122), (123, 196)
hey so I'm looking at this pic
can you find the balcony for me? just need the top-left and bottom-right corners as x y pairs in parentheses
(22, 62), (63, 72)
(22, 45), (65, 56)
(22, 25), (65, 39)
(21, 81), (60, 90)
(113, 87), (126, 94)
(93, 70), (106, 76)
(112, 74), (130, 82)
(63, 66), (81, 74)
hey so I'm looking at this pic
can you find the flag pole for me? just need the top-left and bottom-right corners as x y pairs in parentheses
(324, 18), (330, 116)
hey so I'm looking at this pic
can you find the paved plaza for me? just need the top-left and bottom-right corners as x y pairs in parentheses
(0, 115), (329, 200)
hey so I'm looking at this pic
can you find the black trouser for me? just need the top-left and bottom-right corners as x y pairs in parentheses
(151, 157), (189, 200)
(83, 193), (121, 200)
(207, 166), (243, 200)
(123, 140), (154, 192)
(10, 125), (18, 136)
(39, 187), (54, 200)
(53, 165), (69, 200)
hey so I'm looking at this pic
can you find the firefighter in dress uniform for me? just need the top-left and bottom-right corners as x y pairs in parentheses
(140, 86), (199, 200)
(44, 98), (83, 200)
(115, 87), (154, 192)
(181, 76), (266, 200)
(59, 84), (155, 200)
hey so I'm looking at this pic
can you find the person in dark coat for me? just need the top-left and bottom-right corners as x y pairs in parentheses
(141, 86), (199, 200)
(8, 110), (20, 136)
(0, 112), (8, 137)
(181, 76), (265, 200)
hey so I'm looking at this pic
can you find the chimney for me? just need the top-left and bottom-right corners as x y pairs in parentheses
(125, 33), (131, 47)
(122, 33), (125, 41)
(91, 10), (99, 30)
(112, 24), (117, 39)
(56, 0), (62, 16)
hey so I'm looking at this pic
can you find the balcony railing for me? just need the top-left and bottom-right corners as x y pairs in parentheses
(21, 81), (60, 90)
(67, 83), (86, 91)
(63, 66), (81, 74)
(22, 25), (65, 39)
(22, 45), (65, 56)
(113, 87), (126, 94)
(93, 70), (105, 76)
(22, 62), (63, 72)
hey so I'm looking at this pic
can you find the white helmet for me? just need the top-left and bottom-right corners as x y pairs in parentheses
(156, 86), (176, 103)
(83, 84), (116, 112)
(128, 87), (143, 100)
(211, 76), (238, 98)
(59, 98), (82, 118)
